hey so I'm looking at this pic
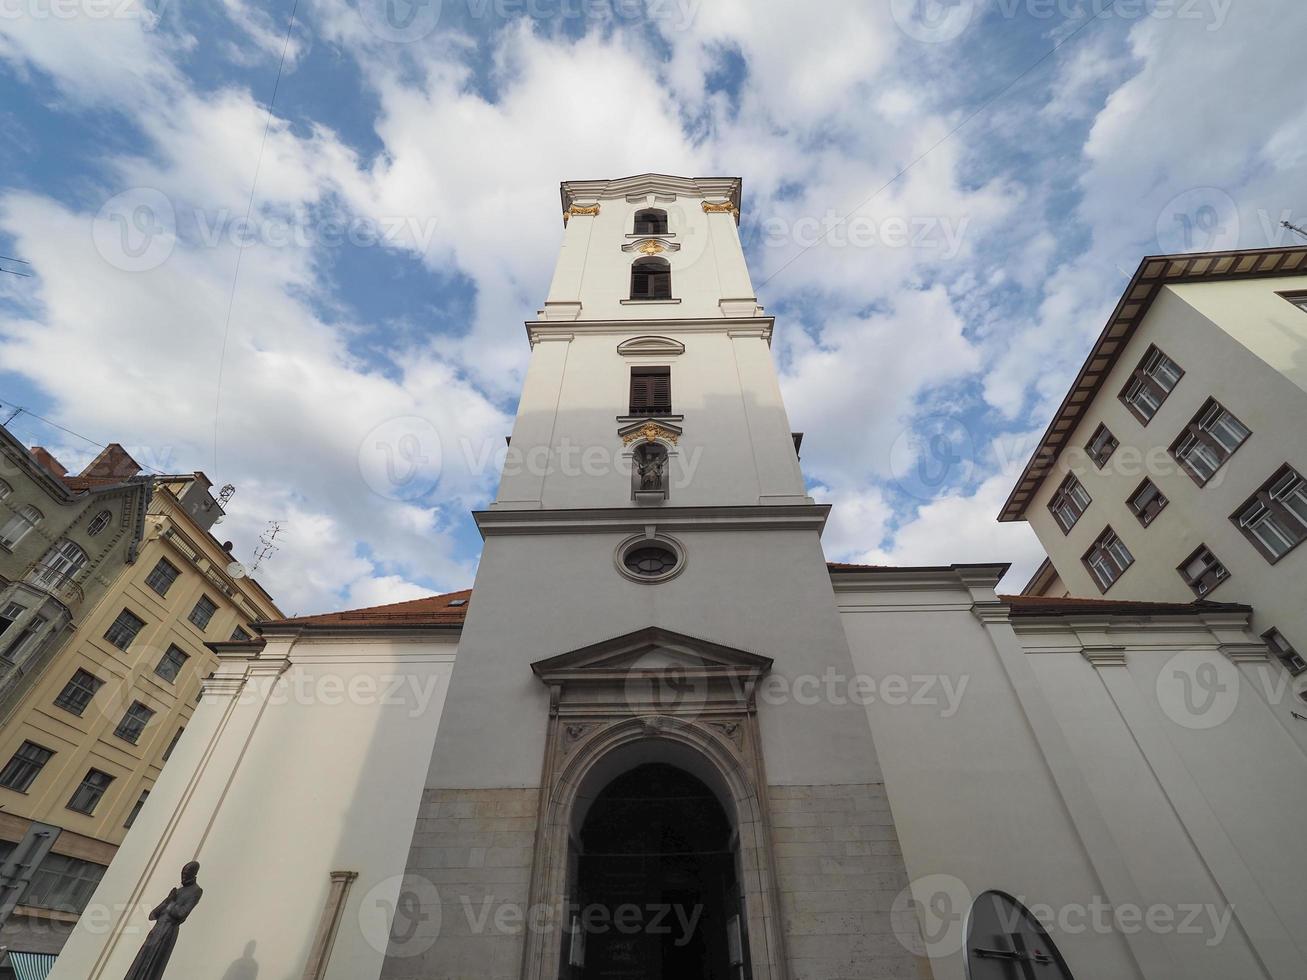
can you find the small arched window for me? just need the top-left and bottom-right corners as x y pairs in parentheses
(633, 208), (668, 235)
(0, 504), (42, 549)
(630, 257), (672, 300)
(87, 510), (112, 536)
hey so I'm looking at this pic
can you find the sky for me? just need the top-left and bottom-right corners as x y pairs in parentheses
(0, 0), (1304, 615)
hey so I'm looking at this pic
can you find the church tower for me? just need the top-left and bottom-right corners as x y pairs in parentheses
(386, 175), (926, 980)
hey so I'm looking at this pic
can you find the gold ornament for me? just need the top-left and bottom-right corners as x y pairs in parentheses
(621, 422), (679, 446)
(701, 200), (739, 217)
(637, 239), (665, 255)
(563, 203), (600, 225)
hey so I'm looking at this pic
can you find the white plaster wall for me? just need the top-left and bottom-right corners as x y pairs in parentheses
(837, 572), (1307, 980)
(49, 635), (456, 980)
(1026, 281), (1307, 684)
(495, 327), (807, 509)
(545, 193), (754, 321)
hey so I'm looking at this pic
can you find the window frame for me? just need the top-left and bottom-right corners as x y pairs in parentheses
(1177, 544), (1230, 597)
(1263, 628), (1307, 676)
(154, 644), (189, 684)
(1081, 526), (1134, 593)
(145, 558), (180, 597)
(1085, 424), (1119, 469)
(188, 595), (218, 631)
(66, 768), (114, 815)
(32, 538), (89, 590)
(1118, 345), (1183, 425)
(103, 608), (146, 650)
(0, 740), (55, 793)
(1169, 398), (1250, 486)
(20, 851), (107, 913)
(1277, 290), (1307, 315)
(124, 789), (150, 830)
(1231, 464), (1307, 564)
(628, 366), (672, 416)
(633, 208), (668, 235)
(86, 509), (112, 536)
(54, 668), (105, 716)
(113, 701), (155, 745)
(1127, 478), (1169, 527)
(1047, 474), (1091, 534)
(0, 503), (43, 549)
(629, 256), (672, 300)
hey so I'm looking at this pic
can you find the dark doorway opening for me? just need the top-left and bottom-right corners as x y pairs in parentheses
(569, 763), (746, 980)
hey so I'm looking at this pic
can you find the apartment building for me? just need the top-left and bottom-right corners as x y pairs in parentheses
(1001, 245), (1307, 679)
(0, 440), (281, 973)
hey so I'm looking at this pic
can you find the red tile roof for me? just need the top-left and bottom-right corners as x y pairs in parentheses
(1000, 594), (1250, 617)
(261, 589), (472, 629)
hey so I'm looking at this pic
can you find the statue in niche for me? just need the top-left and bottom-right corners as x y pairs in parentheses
(124, 861), (203, 980)
(634, 442), (668, 495)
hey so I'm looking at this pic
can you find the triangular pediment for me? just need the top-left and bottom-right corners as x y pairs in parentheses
(531, 626), (772, 682)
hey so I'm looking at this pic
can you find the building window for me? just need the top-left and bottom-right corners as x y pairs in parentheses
(1119, 345), (1183, 424)
(616, 534), (685, 583)
(1047, 475), (1091, 533)
(0, 504), (43, 549)
(54, 668), (105, 716)
(1085, 424), (1118, 468)
(20, 852), (107, 913)
(124, 790), (149, 830)
(0, 600), (26, 637)
(1178, 545), (1229, 597)
(1082, 526), (1133, 592)
(1278, 291), (1307, 314)
(103, 609), (146, 650)
(633, 208), (668, 235)
(1127, 479), (1169, 527)
(162, 727), (184, 762)
(188, 595), (218, 631)
(230, 625), (251, 641)
(1170, 399), (1250, 485)
(630, 256), (672, 300)
(154, 645), (189, 684)
(0, 479), (10, 499)
(629, 367), (672, 415)
(145, 558), (180, 596)
(1264, 629), (1307, 675)
(86, 509), (112, 536)
(67, 768), (115, 814)
(0, 741), (54, 793)
(1232, 464), (1307, 563)
(114, 701), (155, 744)
(1, 613), (48, 664)
(31, 538), (88, 590)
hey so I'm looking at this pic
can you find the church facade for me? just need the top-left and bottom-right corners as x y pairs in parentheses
(48, 176), (1307, 980)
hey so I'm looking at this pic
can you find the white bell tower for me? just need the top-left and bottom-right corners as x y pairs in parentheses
(495, 174), (811, 512)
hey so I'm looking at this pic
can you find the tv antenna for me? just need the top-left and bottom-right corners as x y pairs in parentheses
(251, 520), (284, 572)
(0, 256), (31, 278)
(217, 483), (236, 507)
(1282, 220), (1307, 243)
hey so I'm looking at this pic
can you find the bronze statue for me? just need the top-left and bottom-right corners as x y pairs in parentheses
(125, 861), (203, 980)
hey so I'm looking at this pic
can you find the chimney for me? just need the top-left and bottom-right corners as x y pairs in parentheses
(80, 444), (142, 480)
(30, 447), (68, 478)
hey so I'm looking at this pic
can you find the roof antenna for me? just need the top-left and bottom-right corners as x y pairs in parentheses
(1282, 220), (1307, 243)
(251, 520), (285, 573)
(0, 255), (32, 278)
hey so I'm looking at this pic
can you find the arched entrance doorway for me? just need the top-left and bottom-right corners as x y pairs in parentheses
(570, 763), (744, 979)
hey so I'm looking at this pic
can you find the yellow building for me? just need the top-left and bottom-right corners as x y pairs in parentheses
(0, 449), (280, 969)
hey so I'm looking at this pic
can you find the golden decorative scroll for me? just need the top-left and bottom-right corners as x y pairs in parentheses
(621, 422), (679, 446)
(701, 200), (739, 217)
(562, 204), (601, 224)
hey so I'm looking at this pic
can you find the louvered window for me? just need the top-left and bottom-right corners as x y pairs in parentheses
(629, 368), (672, 415)
(630, 257), (671, 300)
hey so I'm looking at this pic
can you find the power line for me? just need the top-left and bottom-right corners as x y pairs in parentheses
(212, 0), (301, 475)
(0, 402), (170, 476)
(0, 255), (32, 278)
(757, 0), (1123, 290)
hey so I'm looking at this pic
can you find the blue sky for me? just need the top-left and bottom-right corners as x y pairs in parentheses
(1, 0), (1304, 614)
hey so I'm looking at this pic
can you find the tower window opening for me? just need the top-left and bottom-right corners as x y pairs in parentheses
(630, 257), (672, 300)
(634, 208), (668, 235)
(629, 367), (671, 415)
